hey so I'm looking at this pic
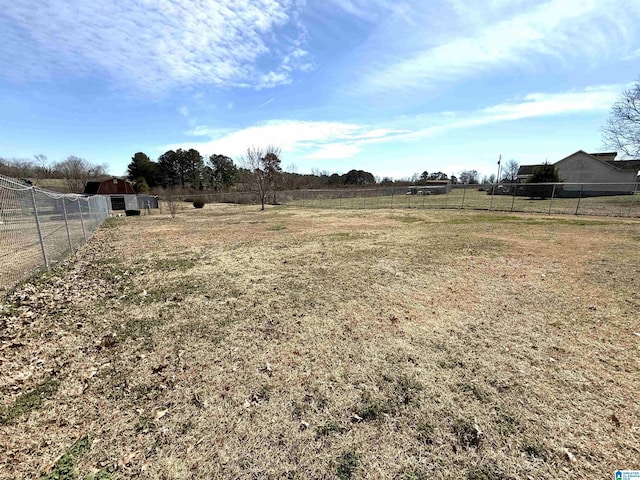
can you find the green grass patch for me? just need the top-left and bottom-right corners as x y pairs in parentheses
(417, 421), (435, 444)
(466, 464), (509, 480)
(401, 470), (429, 480)
(522, 443), (547, 460)
(40, 435), (112, 479)
(266, 224), (287, 231)
(316, 421), (347, 439)
(336, 451), (359, 480)
(152, 257), (197, 271)
(458, 382), (491, 403)
(452, 417), (481, 449)
(101, 217), (124, 229)
(329, 232), (353, 239)
(390, 215), (422, 224)
(495, 406), (519, 435)
(0, 378), (60, 424)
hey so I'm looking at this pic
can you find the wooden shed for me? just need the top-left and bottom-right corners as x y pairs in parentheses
(83, 177), (138, 211)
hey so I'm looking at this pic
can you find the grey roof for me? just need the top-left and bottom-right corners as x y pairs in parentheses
(516, 164), (545, 176)
(604, 160), (640, 172)
(589, 152), (617, 162)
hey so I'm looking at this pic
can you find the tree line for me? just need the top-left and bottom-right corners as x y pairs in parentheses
(0, 155), (109, 193)
(127, 149), (394, 193)
(1, 148), (525, 197)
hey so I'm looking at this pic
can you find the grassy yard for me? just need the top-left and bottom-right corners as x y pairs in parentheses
(1, 205), (639, 479)
(292, 188), (640, 218)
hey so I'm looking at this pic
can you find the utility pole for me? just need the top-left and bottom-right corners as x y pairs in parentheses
(490, 155), (502, 210)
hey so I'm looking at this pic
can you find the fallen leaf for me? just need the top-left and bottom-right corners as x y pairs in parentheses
(154, 409), (167, 420)
(564, 448), (577, 463)
(609, 413), (621, 427)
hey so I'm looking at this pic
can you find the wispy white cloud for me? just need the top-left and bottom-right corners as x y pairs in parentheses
(396, 84), (624, 141)
(0, 0), (311, 92)
(306, 144), (362, 159)
(177, 106), (189, 117)
(172, 120), (405, 158)
(322, 0), (396, 22)
(356, 0), (640, 94)
(622, 48), (640, 61)
(168, 83), (623, 160)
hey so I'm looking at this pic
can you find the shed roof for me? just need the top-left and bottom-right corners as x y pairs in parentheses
(83, 177), (136, 195)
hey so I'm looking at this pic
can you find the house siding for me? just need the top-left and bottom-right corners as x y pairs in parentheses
(555, 152), (636, 194)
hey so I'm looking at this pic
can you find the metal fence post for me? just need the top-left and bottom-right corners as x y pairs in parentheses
(87, 201), (93, 231)
(574, 184), (584, 215)
(391, 186), (394, 209)
(30, 187), (49, 269)
(628, 183), (638, 217)
(461, 184), (467, 209)
(78, 201), (87, 241)
(548, 184), (557, 215)
(62, 198), (74, 254)
(377, 188), (380, 209)
(490, 183), (496, 210)
(510, 184), (516, 212)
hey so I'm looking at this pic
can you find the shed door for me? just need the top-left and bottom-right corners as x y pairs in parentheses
(111, 196), (126, 210)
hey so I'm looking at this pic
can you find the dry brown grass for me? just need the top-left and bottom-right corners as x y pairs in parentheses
(1, 205), (639, 479)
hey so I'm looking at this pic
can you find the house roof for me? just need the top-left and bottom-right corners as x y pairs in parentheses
(589, 152), (617, 162)
(516, 164), (545, 176)
(517, 150), (640, 178)
(555, 150), (629, 172)
(603, 160), (640, 172)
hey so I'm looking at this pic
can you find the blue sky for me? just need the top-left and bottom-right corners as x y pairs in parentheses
(1, 0), (640, 179)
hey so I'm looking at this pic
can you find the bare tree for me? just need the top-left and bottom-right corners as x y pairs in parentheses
(459, 169), (480, 184)
(166, 197), (180, 218)
(56, 156), (91, 193)
(242, 145), (282, 211)
(504, 159), (519, 181)
(602, 80), (640, 157)
(33, 154), (54, 181)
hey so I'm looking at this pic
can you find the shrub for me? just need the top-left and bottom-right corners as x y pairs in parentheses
(193, 198), (205, 209)
(166, 198), (179, 218)
(524, 163), (562, 199)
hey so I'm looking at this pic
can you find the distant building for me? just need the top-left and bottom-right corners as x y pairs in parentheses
(83, 177), (158, 211)
(407, 180), (452, 195)
(517, 151), (640, 195)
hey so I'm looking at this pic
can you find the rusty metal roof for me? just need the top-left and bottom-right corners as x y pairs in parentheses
(83, 177), (136, 195)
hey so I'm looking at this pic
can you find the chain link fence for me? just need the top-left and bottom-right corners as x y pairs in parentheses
(0, 174), (110, 294)
(277, 183), (640, 217)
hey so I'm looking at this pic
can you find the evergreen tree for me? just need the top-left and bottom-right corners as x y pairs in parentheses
(208, 154), (239, 190)
(158, 150), (180, 188)
(127, 152), (159, 188)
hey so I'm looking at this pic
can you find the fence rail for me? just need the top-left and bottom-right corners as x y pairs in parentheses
(164, 183), (640, 218)
(0, 174), (110, 293)
(274, 182), (640, 218)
